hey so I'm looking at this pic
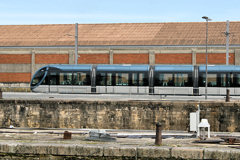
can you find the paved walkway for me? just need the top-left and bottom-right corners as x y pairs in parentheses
(0, 128), (240, 159)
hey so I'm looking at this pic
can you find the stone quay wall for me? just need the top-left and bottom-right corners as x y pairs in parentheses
(0, 143), (240, 160)
(0, 99), (240, 132)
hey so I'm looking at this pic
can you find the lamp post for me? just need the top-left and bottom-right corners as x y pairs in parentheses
(75, 23), (78, 65)
(202, 16), (211, 100)
(225, 20), (230, 65)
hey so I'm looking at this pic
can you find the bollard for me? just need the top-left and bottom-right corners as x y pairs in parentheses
(63, 131), (72, 139)
(0, 88), (2, 99)
(155, 122), (162, 145)
(226, 89), (230, 102)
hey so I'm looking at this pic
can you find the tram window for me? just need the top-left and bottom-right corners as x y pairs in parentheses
(50, 72), (58, 85)
(154, 73), (169, 86)
(219, 73), (233, 87)
(132, 73), (138, 86)
(199, 74), (204, 87)
(31, 69), (45, 86)
(131, 73), (148, 86)
(59, 72), (72, 85)
(235, 74), (240, 87)
(139, 73), (148, 86)
(97, 73), (106, 86)
(107, 73), (113, 86)
(96, 72), (113, 86)
(159, 74), (174, 86)
(116, 73), (129, 86)
(220, 74), (226, 87)
(227, 73), (234, 87)
(200, 74), (217, 87)
(41, 78), (47, 85)
(73, 72), (90, 85)
(174, 74), (189, 87)
(155, 73), (191, 87)
(208, 74), (217, 87)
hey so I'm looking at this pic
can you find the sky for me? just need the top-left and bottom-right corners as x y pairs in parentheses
(0, 0), (240, 25)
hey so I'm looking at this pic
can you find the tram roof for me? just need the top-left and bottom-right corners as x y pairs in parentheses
(97, 65), (149, 72)
(199, 65), (240, 72)
(154, 65), (193, 72)
(40, 64), (240, 73)
(47, 64), (92, 71)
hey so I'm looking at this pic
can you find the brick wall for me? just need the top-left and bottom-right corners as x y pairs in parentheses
(0, 50), (237, 83)
(35, 54), (69, 64)
(78, 54), (109, 64)
(0, 73), (31, 82)
(0, 54), (32, 83)
(113, 54), (149, 64)
(196, 53), (235, 64)
(155, 53), (192, 64)
(0, 54), (31, 64)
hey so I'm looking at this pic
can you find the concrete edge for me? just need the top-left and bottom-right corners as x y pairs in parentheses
(0, 143), (240, 159)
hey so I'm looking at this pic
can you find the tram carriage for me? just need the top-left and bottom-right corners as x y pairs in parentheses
(30, 64), (240, 95)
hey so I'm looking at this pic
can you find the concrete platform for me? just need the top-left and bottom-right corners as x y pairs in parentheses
(0, 128), (240, 159)
(3, 92), (240, 102)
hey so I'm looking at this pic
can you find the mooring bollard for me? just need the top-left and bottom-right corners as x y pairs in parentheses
(63, 131), (72, 139)
(226, 89), (230, 102)
(0, 88), (2, 99)
(155, 122), (162, 145)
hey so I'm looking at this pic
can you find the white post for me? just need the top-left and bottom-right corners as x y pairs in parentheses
(196, 104), (200, 138)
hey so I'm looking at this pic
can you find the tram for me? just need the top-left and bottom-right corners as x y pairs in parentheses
(30, 64), (240, 95)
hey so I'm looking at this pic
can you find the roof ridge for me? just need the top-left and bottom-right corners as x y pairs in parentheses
(1, 21), (240, 26)
(0, 24), (74, 26)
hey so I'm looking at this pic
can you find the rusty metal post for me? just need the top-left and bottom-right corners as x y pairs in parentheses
(63, 131), (72, 139)
(226, 89), (230, 102)
(0, 88), (2, 99)
(155, 122), (162, 145)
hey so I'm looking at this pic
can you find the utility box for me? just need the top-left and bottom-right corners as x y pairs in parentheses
(190, 111), (200, 132)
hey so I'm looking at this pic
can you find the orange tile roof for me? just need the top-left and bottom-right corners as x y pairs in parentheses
(0, 22), (239, 47)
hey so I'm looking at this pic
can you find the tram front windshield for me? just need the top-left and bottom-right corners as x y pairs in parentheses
(31, 69), (46, 86)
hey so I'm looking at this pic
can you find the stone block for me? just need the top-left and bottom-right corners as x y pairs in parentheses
(7, 143), (18, 153)
(32, 144), (50, 155)
(0, 143), (16, 153)
(66, 145), (84, 156)
(204, 148), (233, 160)
(46, 144), (103, 156)
(79, 145), (103, 157)
(172, 147), (203, 159)
(137, 146), (171, 158)
(43, 144), (73, 155)
(44, 144), (59, 155)
(103, 146), (136, 157)
(51, 145), (69, 155)
(11, 144), (49, 155)
(230, 149), (240, 159)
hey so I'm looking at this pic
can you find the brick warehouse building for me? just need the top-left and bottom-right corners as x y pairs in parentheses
(1, 22), (240, 88)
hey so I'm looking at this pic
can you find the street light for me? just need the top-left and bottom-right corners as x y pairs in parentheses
(75, 23), (78, 65)
(202, 16), (211, 100)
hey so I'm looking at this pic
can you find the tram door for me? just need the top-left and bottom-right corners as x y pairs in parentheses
(49, 72), (58, 93)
